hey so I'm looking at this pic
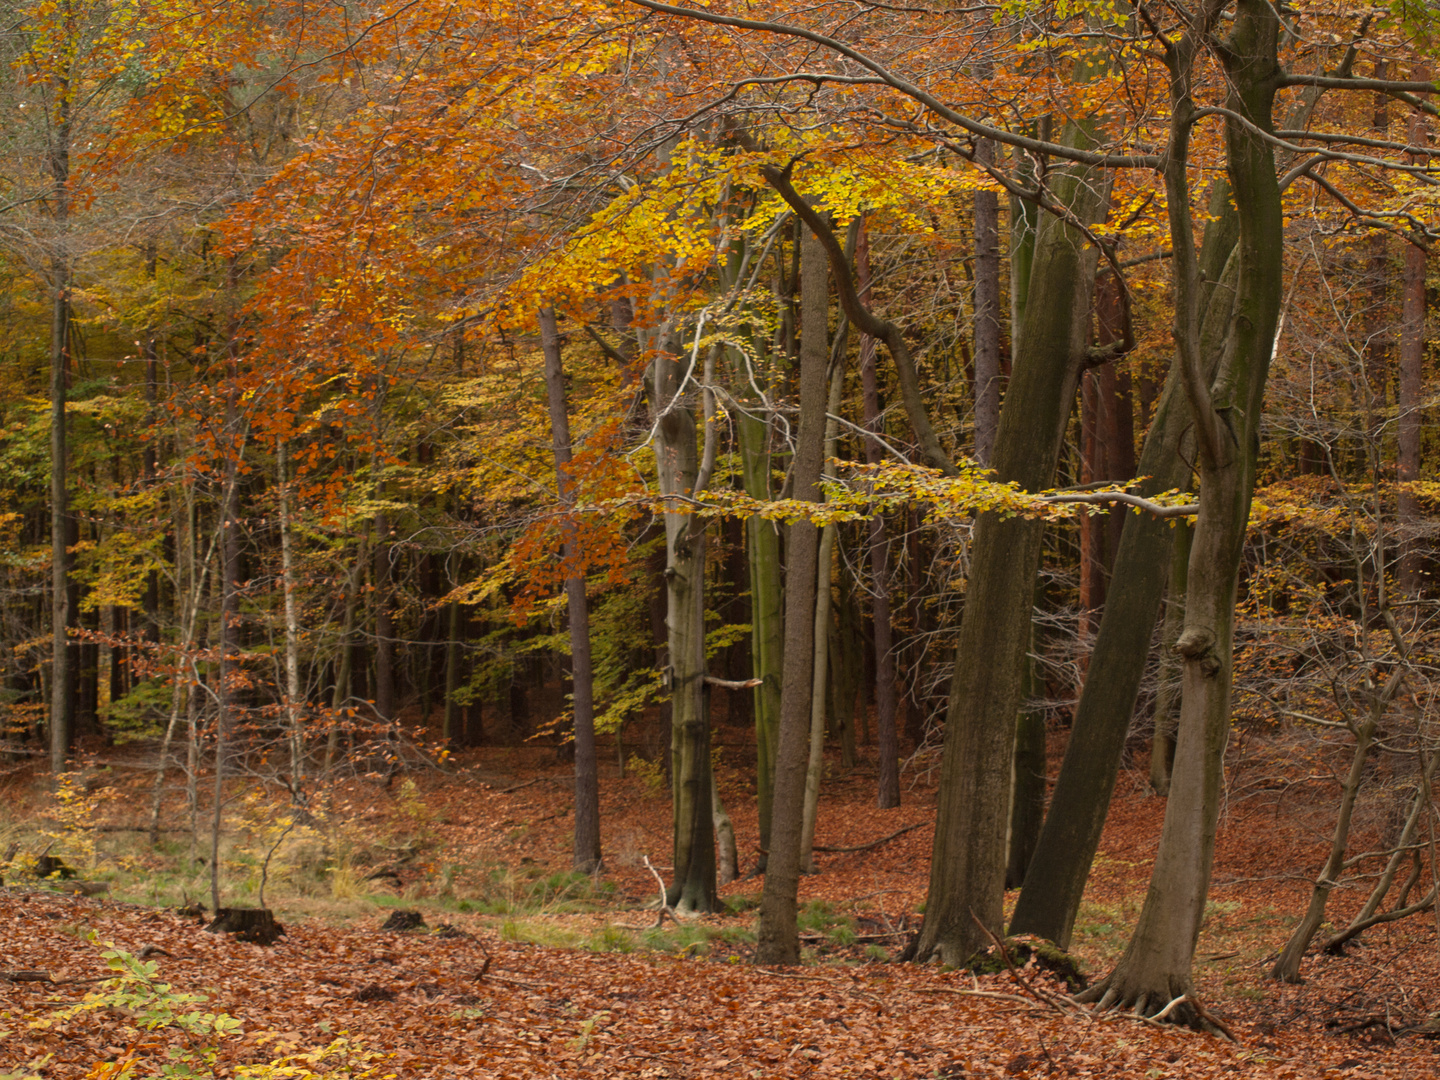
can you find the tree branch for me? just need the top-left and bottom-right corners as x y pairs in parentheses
(760, 163), (958, 476)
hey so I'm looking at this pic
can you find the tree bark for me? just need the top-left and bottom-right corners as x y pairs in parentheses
(857, 221), (901, 809)
(652, 318), (716, 912)
(1081, 1), (1283, 1020)
(756, 223), (830, 963)
(1009, 181), (1238, 949)
(48, 89), (73, 777)
(1148, 520), (1192, 796)
(740, 407), (784, 859)
(973, 142), (1001, 467)
(1398, 84), (1427, 598)
(277, 441), (304, 782)
(539, 307), (602, 874)
(912, 122), (1106, 965)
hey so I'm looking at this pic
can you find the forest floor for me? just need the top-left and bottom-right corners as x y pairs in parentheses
(4, 731), (1440, 1078)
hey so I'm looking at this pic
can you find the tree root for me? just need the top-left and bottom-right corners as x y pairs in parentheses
(1079, 980), (1237, 1040)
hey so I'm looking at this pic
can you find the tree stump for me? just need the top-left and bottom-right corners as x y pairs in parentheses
(207, 907), (285, 945)
(379, 909), (425, 932)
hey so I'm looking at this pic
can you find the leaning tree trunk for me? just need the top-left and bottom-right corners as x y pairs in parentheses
(539, 307), (602, 874)
(1008, 185), (1238, 947)
(910, 123), (1107, 966)
(756, 222), (830, 963)
(1081, 0), (1282, 1022)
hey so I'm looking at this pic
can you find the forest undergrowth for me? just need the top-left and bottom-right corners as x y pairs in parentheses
(3, 732), (1440, 1079)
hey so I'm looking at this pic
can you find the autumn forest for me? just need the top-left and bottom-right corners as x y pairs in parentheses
(3, 0), (1440, 1075)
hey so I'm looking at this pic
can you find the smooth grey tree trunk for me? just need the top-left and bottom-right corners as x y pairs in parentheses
(911, 122), (1107, 965)
(756, 223), (830, 963)
(539, 307), (602, 873)
(973, 142), (1001, 467)
(1008, 180), (1238, 949)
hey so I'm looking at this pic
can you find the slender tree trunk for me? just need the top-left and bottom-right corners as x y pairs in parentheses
(277, 441), (304, 782)
(372, 512), (395, 725)
(652, 317), (716, 912)
(740, 409), (784, 860)
(756, 223), (830, 963)
(973, 142), (1001, 467)
(1270, 666), (1405, 981)
(856, 221), (900, 809)
(539, 307), (602, 873)
(1398, 88), (1427, 597)
(325, 553), (361, 782)
(48, 91), (73, 776)
(911, 123), (1107, 966)
(443, 594), (463, 746)
(799, 363), (845, 873)
(713, 785), (738, 885)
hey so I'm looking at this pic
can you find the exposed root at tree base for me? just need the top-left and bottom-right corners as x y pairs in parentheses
(1079, 982), (1237, 1040)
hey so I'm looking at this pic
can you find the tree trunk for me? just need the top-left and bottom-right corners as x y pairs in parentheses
(740, 408), (784, 860)
(910, 123), (1106, 966)
(756, 223), (830, 963)
(1269, 668), (1404, 981)
(799, 363), (845, 873)
(372, 511), (396, 725)
(973, 143), (1001, 467)
(48, 91), (73, 776)
(277, 441), (304, 782)
(1082, 2), (1282, 1020)
(1006, 599), (1046, 889)
(1149, 521), (1192, 796)
(1398, 89), (1427, 598)
(1009, 180), (1239, 949)
(856, 221), (901, 809)
(651, 318), (716, 912)
(539, 306), (602, 874)
(443, 595), (463, 746)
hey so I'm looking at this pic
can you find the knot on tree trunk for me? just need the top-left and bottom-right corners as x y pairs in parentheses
(1174, 627), (1221, 676)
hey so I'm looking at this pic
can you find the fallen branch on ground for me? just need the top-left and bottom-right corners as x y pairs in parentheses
(813, 823), (924, 853)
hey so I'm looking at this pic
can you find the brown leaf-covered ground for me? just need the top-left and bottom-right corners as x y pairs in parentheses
(4, 734), (1440, 1078)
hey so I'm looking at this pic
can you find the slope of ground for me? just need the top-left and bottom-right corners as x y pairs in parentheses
(3, 738), (1439, 1078)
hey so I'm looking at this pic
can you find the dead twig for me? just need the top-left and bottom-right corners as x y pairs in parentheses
(971, 913), (1079, 1015)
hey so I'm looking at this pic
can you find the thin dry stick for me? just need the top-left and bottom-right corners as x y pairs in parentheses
(971, 912), (1079, 1015)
